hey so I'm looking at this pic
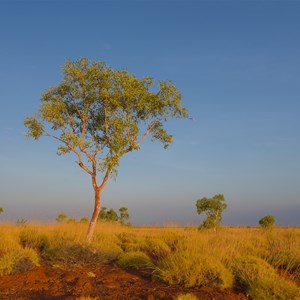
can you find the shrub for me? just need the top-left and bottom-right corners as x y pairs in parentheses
(154, 251), (233, 288)
(259, 215), (275, 228)
(0, 236), (22, 256)
(53, 243), (108, 265)
(0, 247), (39, 275)
(233, 256), (300, 299)
(19, 229), (50, 253)
(117, 251), (154, 269)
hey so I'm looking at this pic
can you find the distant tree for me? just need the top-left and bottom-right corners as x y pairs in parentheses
(0, 208), (3, 215)
(259, 215), (275, 228)
(196, 194), (227, 229)
(79, 217), (89, 223)
(16, 219), (27, 226)
(56, 211), (68, 223)
(106, 208), (119, 222)
(97, 206), (129, 224)
(24, 58), (188, 242)
(119, 207), (130, 224)
(67, 218), (76, 224)
(98, 207), (108, 221)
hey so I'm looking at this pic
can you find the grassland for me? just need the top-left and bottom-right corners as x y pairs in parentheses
(0, 222), (299, 299)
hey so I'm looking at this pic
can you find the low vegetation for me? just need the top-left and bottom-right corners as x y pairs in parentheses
(0, 222), (299, 299)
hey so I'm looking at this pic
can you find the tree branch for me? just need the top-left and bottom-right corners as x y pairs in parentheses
(44, 132), (93, 176)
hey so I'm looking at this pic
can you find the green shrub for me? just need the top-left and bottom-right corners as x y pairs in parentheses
(117, 251), (154, 269)
(154, 251), (233, 288)
(233, 256), (300, 299)
(259, 215), (275, 228)
(0, 247), (39, 275)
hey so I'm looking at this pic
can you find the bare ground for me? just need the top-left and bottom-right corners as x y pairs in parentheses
(0, 265), (247, 300)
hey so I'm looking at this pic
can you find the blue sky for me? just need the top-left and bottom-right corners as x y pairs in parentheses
(0, 1), (299, 226)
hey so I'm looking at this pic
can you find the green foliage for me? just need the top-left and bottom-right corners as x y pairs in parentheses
(56, 211), (68, 223)
(117, 251), (154, 269)
(119, 207), (130, 224)
(106, 208), (118, 222)
(196, 194), (227, 229)
(259, 215), (275, 228)
(24, 58), (189, 178)
(154, 251), (233, 288)
(98, 206), (130, 224)
(233, 256), (300, 299)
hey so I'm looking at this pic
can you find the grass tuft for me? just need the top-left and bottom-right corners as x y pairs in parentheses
(0, 247), (39, 275)
(233, 256), (300, 299)
(117, 251), (155, 269)
(154, 251), (233, 288)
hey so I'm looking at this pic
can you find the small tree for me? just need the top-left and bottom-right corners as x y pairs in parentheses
(119, 207), (130, 224)
(0, 208), (3, 215)
(106, 208), (119, 222)
(79, 217), (89, 223)
(24, 58), (188, 242)
(259, 215), (275, 228)
(98, 207), (108, 221)
(56, 211), (68, 223)
(196, 194), (227, 229)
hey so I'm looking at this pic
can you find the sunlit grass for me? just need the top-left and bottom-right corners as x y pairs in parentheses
(0, 222), (299, 298)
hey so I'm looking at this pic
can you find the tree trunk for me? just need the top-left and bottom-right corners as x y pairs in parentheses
(86, 187), (101, 243)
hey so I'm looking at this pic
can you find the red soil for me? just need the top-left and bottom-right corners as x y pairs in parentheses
(0, 265), (247, 300)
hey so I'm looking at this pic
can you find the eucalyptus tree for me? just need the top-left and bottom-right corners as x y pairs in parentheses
(119, 207), (130, 224)
(24, 58), (188, 242)
(196, 194), (227, 229)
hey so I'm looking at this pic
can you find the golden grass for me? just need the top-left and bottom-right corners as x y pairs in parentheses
(0, 222), (299, 298)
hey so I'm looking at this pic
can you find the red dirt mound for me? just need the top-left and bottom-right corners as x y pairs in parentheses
(0, 265), (246, 300)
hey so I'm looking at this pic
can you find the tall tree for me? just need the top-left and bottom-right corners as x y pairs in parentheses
(24, 58), (189, 242)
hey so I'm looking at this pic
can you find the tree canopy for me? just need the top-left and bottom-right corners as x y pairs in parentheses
(196, 194), (227, 229)
(258, 215), (275, 228)
(24, 58), (188, 180)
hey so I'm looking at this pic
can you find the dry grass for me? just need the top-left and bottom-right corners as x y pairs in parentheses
(0, 222), (299, 298)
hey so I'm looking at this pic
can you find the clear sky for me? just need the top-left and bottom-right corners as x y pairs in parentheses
(0, 1), (299, 226)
